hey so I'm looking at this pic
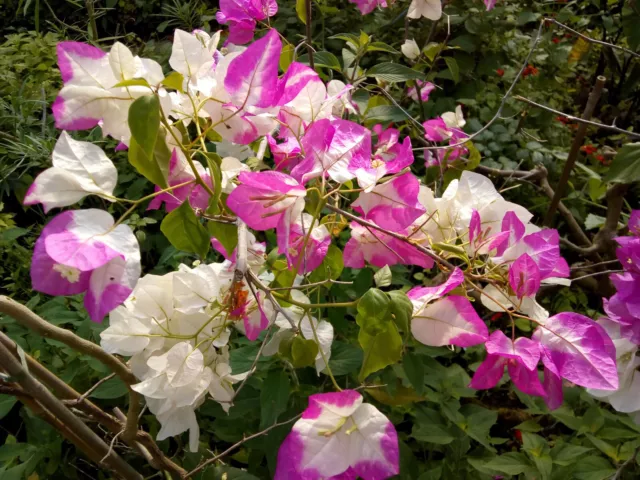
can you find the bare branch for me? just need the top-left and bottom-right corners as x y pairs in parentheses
(414, 19), (547, 151)
(544, 76), (607, 226)
(0, 331), (187, 478)
(546, 18), (640, 60)
(0, 296), (141, 443)
(324, 204), (457, 272)
(513, 95), (640, 139)
(0, 340), (142, 480)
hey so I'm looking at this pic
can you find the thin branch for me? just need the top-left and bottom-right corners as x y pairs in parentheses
(611, 446), (640, 480)
(0, 331), (186, 478)
(571, 269), (623, 283)
(247, 270), (299, 331)
(0, 296), (141, 443)
(546, 18), (640, 60)
(513, 95), (640, 139)
(0, 340), (142, 480)
(65, 373), (116, 406)
(184, 414), (301, 479)
(414, 19), (547, 151)
(544, 76), (607, 226)
(325, 204), (457, 271)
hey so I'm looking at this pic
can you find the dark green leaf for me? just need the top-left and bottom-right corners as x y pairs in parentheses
(367, 42), (400, 54)
(403, 353), (425, 394)
(90, 376), (128, 399)
(299, 51), (342, 71)
(603, 143), (640, 183)
(364, 105), (411, 123)
(161, 200), (210, 258)
(444, 57), (460, 83)
(0, 395), (17, 419)
(328, 342), (363, 375)
(366, 63), (425, 82)
(260, 370), (290, 429)
(484, 452), (532, 475)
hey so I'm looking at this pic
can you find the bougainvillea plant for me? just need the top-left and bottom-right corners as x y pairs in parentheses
(18, 0), (637, 478)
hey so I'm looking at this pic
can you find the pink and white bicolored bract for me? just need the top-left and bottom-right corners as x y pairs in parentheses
(30, 209), (141, 322)
(275, 390), (399, 480)
(409, 268), (489, 348)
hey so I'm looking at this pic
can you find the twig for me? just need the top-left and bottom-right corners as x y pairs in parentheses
(305, 0), (314, 69)
(268, 279), (353, 291)
(325, 204), (456, 271)
(571, 269), (623, 282)
(0, 331), (186, 478)
(0, 340), (142, 480)
(183, 414), (301, 479)
(544, 76), (607, 226)
(610, 446), (640, 480)
(414, 19), (547, 151)
(247, 270), (299, 331)
(513, 95), (640, 139)
(0, 296), (141, 443)
(546, 18), (640, 60)
(570, 259), (620, 270)
(66, 373), (116, 406)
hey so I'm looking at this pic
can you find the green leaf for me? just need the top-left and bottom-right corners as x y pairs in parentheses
(374, 265), (392, 287)
(0, 395), (17, 419)
(128, 96), (170, 187)
(280, 43), (295, 72)
(522, 432), (552, 479)
(412, 424), (455, 444)
(364, 105), (411, 123)
(208, 221), (238, 258)
(90, 376), (128, 399)
(551, 444), (592, 466)
(290, 336), (319, 368)
(113, 77), (150, 88)
(484, 452), (533, 475)
(387, 290), (413, 331)
(296, 0), (307, 25)
(573, 456), (616, 480)
(517, 11), (541, 25)
(585, 213), (606, 230)
(367, 42), (400, 54)
(161, 200), (210, 258)
(366, 63), (425, 83)
(329, 33), (361, 49)
(358, 323), (402, 381)
(204, 152), (222, 215)
(260, 370), (290, 429)
(585, 434), (619, 461)
(299, 51), (342, 71)
(603, 143), (640, 183)
(328, 342), (363, 375)
(161, 71), (185, 91)
(444, 57), (460, 83)
(308, 244), (344, 284)
(356, 288), (391, 335)
(403, 353), (425, 394)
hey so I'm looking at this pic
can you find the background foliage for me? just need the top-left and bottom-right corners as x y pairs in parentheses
(1, 0), (640, 479)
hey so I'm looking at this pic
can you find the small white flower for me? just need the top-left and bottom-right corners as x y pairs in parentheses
(401, 39), (421, 60)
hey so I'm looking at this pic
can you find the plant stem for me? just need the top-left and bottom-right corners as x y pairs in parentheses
(544, 76), (606, 226)
(305, 0), (314, 69)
